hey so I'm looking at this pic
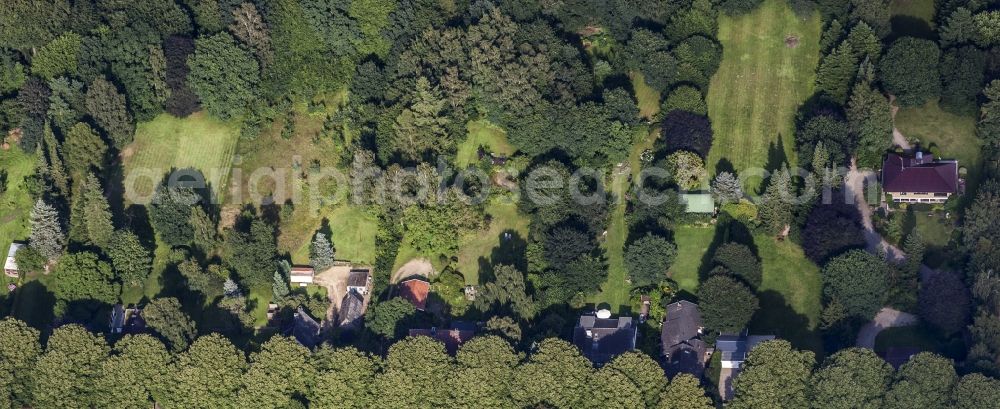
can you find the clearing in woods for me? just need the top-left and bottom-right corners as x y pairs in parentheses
(705, 0), (821, 180)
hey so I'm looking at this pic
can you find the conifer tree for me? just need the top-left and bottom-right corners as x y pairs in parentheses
(310, 233), (335, 271)
(82, 173), (114, 248)
(29, 199), (64, 260)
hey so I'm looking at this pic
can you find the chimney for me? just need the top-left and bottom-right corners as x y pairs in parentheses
(915, 151), (924, 163)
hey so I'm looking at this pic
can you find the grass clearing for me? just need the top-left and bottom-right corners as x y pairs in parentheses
(454, 199), (530, 285)
(123, 112), (240, 200)
(706, 0), (820, 177)
(455, 120), (515, 168)
(630, 72), (661, 120)
(0, 145), (36, 258)
(592, 126), (657, 310)
(286, 204), (378, 265)
(750, 234), (824, 355)
(668, 225), (717, 293)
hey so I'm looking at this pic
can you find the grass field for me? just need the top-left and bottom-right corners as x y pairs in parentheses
(286, 204), (378, 266)
(750, 234), (824, 354)
(706, 0), (821, 177)
(455, 120), (515, 168)
(890, 0), (935, 23)
(631, 72), (661, 120)
(668, 225), (717, 293)
(0, 145), (36, 260)
(123, 112), (240, 200)
(455, 199), (530, 285)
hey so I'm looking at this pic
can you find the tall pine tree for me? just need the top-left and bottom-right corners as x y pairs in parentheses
(29, 199), (64, 260)
(81, 173), (114, 248)
(310, 232), (335, 271)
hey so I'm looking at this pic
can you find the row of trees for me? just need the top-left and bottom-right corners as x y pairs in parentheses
(3, 316), (998, 409)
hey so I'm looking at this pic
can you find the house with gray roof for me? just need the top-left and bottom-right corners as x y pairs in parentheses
(661, 300), (708, 378)
(716, 332), (776, 401)
(572, 309), (637, 366)
(338, 291), (365, 328)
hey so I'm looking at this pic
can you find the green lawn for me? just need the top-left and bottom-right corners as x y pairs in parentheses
(706, 0), (821, 177)
(455, 199), (530, 285)
(286, 204), (378, 266)
(0, 145), (36, 259)
(455, 120), (515, 168)
(122, 112), (240, 200)
(890, 0), (935, 23)
(895, 100), (981, 192)
(630, 72), (661, 121)
(668, 225), (717, 293)
(592, 127), (657, 310)
(749, 234), (824, 355)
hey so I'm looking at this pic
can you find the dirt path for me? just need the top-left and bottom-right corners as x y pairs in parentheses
(856, 307), (918, 348)
(391, 258), (434, 283)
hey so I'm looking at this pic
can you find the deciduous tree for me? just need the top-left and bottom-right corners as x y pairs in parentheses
(730, 340), (815, 409)
(187, 32), (260, 119)
(144, 297), (198, 352)
(93, 335), (171, 408)
(822, 250), (887, 319)
(365, 297), (416, 339)
(883, 353), (957, 409)
(161, 334), (247, 408)
(879, 37), (941, 107)
(810, 348), (892, 408)
(624, 233), (677, 288)
(51, 252), (119, 305)
(699, 275), (759, 333)
(0, 319), (40, 408)
(659, 374), (713, 409)
(30, 325), (108, 408)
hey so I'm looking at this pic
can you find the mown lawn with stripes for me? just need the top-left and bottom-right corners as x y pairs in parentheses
(705, 0), (821, 179)
(122, 111), (240, 200)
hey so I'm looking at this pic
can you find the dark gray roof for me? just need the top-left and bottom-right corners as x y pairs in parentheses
(292, 308), (322, 348)
(717, 333), (775, 363)
(661, 301), (707, 378)
(572, 315), (637, 365)
(338, 292), (365, 328)
(662, 301), (703, 348)
(347, 269), (370, 288)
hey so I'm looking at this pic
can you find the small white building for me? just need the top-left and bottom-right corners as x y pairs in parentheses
(289, 266), (315, 287)
(4, 243), (25, 278)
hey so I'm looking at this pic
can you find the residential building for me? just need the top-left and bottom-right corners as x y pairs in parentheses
(346, 269), (371, 295)
(338, 291), (365, 328)
(716, 332), (776, 401)
(409, 322), (477, 354)
(109, 305), (144, 334)
(881, 152), (960, 203)
(4, 242), (24, 278)
(572, 309), (637, 366)
(398, 278), (430, 311)
(661, 301), (708, 378)
(289, 266), (315, 287)
(291, 307), (322, 348)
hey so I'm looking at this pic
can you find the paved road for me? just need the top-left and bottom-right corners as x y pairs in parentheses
(856, 307), (919, 349)
(845, 162), (934, 348)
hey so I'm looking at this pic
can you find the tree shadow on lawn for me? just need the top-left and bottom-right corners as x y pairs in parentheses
(750, 289), (824, 358)
(697, 215), (759, 284)
(476, 230), (528, 285)
(9, 280), (56, 330)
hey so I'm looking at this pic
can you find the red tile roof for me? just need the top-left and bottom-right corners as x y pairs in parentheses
(881, 153), (958, 194)
(398, 279), (430, 310)
(408, 328), (476, 354)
